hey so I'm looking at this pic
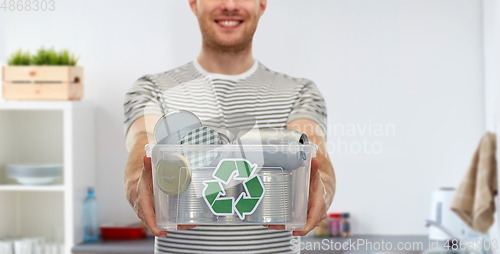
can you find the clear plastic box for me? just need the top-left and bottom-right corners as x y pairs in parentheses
(145, 143), (317, 231)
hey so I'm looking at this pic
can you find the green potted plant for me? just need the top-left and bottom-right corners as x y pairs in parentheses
(2, 47), (83, 100)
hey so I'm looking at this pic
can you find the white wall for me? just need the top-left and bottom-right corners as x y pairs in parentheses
(0, 11), (5, 64)
(484, 0), (500, 132)
(2, 0), (485, 235)
(483, 0), (500, 248)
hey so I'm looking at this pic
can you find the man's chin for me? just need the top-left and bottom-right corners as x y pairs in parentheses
(211, 39), (250, 52)
(215, 36), (243, 45)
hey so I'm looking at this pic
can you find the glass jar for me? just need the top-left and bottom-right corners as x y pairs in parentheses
(329, 213), (342, 237)
(341, 213), (350, 237)
(313, 218), (330, 237)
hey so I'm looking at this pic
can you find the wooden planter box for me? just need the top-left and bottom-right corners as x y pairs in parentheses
(2, 66), (83, 100)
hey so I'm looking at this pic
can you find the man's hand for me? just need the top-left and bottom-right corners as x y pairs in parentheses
(125, 116), (198, 237)
(127, 155), (197, 237)
(128, 155), (166, 237)
(292, 157), (328, 236)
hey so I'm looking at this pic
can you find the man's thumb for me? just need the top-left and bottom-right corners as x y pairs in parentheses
(310, 157), (319, 177)
(143, 155), (152, 170)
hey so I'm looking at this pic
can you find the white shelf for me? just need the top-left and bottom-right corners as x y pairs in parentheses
(0, 100), (92, 110)
(0, 184), (65, 191)
(0, 100), (96, 254)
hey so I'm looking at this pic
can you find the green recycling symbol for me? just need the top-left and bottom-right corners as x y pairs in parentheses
(202, 159), (265, 220)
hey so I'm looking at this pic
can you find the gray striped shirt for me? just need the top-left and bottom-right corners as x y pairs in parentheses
(123, 59), (327, 253)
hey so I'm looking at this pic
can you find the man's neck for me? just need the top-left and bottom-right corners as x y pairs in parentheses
(197, 43), (255, 75)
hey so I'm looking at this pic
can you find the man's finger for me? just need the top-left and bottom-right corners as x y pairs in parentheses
(293, 207), (320, 236)
(268, 225), (286, 230)
(138, 208), (168, 237)
(137, 209), (145, 222)
(143, 155), (152, 171)
(178, 225), (197, 230)
(138, 194), (163, 237)
(306, 190), (326, 228)
(320, 213), (327, 222)
(310, 157), (320, 177)
(294, 185), (325, 236)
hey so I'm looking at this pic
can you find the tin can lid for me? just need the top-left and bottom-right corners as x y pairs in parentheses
(180, 126), (222, 145)
(180, 126), (224, 168)
(156, 153), (191, 195)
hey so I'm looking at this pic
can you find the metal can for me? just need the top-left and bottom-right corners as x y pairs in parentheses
(244, 168), (292, 224)
(235, 129), (309, 171)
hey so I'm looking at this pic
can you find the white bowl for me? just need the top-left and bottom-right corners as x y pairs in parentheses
(7, 163), (62, 185)
(14, 177), (59, 185)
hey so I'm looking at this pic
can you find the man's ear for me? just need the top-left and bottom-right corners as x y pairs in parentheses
(188, 0), (198, 16)
(259, 0), (267, 17)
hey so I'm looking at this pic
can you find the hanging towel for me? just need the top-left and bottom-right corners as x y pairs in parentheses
(450, 132), (497, 233)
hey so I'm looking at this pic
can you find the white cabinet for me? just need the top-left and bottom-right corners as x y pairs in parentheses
(0, 101), (95, 254)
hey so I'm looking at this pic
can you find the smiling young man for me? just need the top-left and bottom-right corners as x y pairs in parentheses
(123, 0), (336, 253)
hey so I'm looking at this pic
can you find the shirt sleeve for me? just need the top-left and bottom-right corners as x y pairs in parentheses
(286, 80), (328, 137)
(123, 75), (165, 138)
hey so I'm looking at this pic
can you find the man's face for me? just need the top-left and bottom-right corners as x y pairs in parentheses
(189, 0), (267, 52)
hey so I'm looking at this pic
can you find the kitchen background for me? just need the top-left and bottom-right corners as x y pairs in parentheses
(0, 0), (499, 242)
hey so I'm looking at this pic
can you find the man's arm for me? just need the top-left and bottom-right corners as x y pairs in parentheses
(124, 115), (195, 237)
(265, 118), (335, 235)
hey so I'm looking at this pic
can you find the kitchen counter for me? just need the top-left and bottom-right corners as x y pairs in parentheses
(72, 235), (430, 254)
(72, 237), (154, 254)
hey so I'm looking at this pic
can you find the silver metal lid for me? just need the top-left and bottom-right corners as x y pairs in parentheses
(153, 110), (202, 144)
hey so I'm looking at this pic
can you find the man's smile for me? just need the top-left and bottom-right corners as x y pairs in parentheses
(215, 18), (244, 29)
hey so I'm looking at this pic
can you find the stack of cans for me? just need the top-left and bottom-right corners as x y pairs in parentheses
(168, 165), (245, 224)
(213, 179), (243, 224)
(244, 168), (292, 223)
(153, 110), (306, 224)
(175, 168), (213, 224)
